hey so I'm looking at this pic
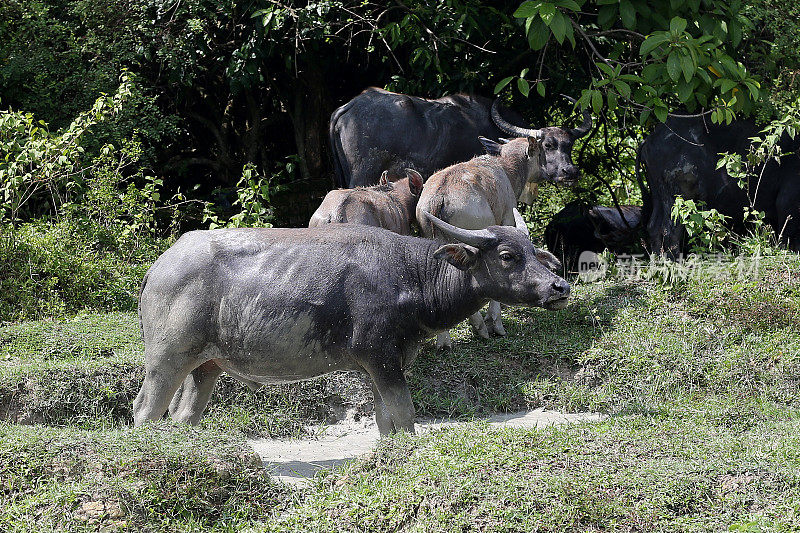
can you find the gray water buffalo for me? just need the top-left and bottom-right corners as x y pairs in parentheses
(416, 135), (561, 348)
(545, 201), (642, 273)
(133, 214), (570, 435)
(640, 117), (800, 256)
(308, 168), (423, 235)
(329, 87), (591, 189)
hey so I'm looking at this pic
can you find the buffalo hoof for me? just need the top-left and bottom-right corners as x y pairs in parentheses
(472, 323), (490, 339)
(489, 321), (507, 337)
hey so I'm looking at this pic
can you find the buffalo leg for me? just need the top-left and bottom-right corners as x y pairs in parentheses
(468, 311), (491, 339)
(168, 360), (224, 425)
(133, 350), (198, 426)
(486, 300), (507, 336)
(436, 331), (452, 350)
(371, 382), (395, 435)
(366, 362), (415, 435)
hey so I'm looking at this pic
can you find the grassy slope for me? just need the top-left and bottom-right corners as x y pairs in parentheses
(0, 422), (291, 532)
(265, 418), (800, 532)
(1, 254), (799, 531)
(262, 254), (800, 532)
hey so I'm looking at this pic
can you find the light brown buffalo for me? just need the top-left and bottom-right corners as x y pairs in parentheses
(416, 136), (561, 348)
(309, 169), (424, 235)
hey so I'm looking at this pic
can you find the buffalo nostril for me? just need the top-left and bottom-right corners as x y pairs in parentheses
(552, 280), (570, 296)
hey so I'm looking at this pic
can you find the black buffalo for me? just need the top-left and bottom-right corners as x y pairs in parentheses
(545, 201), (642, 273)
(134, 214), (570, 435)
(329, 87), (591, 189)
(639, 117), (800, 255)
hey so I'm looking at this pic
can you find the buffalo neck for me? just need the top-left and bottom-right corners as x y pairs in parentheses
(496, 154), (528, 199)
(387, 189), (415, 223)
(415, 242), (488, 333)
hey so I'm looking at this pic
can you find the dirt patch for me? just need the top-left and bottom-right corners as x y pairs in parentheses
(250, 408), (602, 485)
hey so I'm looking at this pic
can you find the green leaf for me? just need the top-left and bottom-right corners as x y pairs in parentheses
(669, 16), (687, 35)
(564, 18), (576, 47)
(640, 34), (669, 56)
(719, 79), (737, 93)
(619, 0), (636, 29)
(744, 80), (760, 100)
(597, 5), (617, 27)
(549, 12), (568, 43)
(578, 89), (592, 108)
(676, 80), (693, 103)
(518, 77), (530, 97)
(667, 52), (682, 82)
(729, 19), (742, 47)
(494, 76), (514, 94)
(607, 91), (618, 111)
(681, 54), (695, 82)
(591, 90), (603, 113)
(527, 17), (550, 50)
(554, 0), (581, 11)
(654, 104), (668, 122)
(513, 1), (541, 18)
(597, 62), (615, 76)
(539, 3), (556, 23)
(613, 80), (631, 98)
(536, 81), (546, 97)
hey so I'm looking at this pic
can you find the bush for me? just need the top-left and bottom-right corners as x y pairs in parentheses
(0, 219), (169, 321)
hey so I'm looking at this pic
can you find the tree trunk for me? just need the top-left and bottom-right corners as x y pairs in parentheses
(289, 63), (333, 189)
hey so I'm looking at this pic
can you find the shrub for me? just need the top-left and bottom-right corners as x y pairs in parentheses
(0, 219), (169, 321)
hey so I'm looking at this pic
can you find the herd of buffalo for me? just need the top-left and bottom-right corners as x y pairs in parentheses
(134, 87), (800, 435)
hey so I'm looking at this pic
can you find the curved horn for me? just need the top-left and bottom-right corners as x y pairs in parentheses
(491, 99), (542, 139)
(422, 211), (497, 248)
(561, 94), (592, 139)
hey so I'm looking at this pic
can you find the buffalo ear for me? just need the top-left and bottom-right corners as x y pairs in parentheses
(478, 136), (502, 156)
(405, 168), (424, 196)
(379, 170), (389, 186)
(535, 248), (562, 272)
(527, 136), (543, 158)
(434, 244), (480, 271)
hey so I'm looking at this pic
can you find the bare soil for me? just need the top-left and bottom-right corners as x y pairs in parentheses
(250, 408), (602, 485)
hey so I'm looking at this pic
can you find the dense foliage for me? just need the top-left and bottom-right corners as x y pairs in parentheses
(1, 0), (799, 319)
(2, 1), (797, 201)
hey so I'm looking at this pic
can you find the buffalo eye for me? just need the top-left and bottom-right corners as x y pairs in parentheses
(499, 251), (516, 262)
(544, 142), (555, 150)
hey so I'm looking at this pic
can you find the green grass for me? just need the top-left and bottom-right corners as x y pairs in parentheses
(261, 415), (800, 532)
(1, 253), (799, 531)
(0, 220), (169, 321)
(409, 255), (800, 422)
(0, 422), (292, 532)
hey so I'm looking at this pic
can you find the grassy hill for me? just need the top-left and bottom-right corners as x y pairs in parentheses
(1, 253), (799, 531)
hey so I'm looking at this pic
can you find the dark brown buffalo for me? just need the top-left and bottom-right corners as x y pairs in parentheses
(309, 169), (423, 235)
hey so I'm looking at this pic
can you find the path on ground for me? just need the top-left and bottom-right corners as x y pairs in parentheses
(249, 408), (602, 485)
